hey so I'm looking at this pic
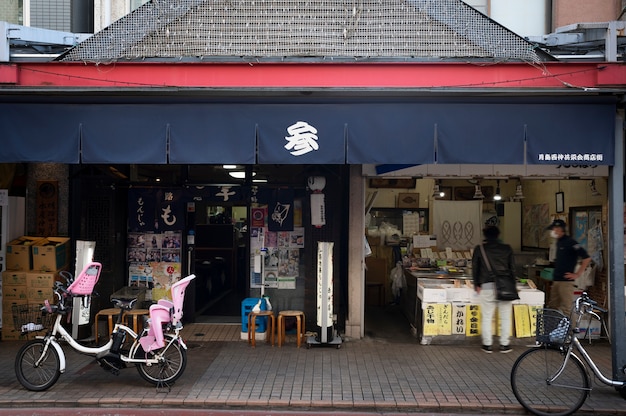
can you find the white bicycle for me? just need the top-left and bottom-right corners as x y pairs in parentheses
(14, 261), (196, 391)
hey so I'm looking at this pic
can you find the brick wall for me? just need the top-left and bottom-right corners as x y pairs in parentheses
(553, 0), (622, 29)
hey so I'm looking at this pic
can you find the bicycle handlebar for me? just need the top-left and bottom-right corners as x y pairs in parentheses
(576, 292), (607, 314)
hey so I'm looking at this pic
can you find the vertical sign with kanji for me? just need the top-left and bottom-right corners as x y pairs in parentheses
(466, 304), (481, 337)
(422, 303), (438, 336)
(437, 303), (452, 335)
(36, 181), (58, 236)
(452, 304), (467, 335)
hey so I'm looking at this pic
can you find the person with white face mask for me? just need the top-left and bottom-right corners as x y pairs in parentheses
(546, 219), (591, 315)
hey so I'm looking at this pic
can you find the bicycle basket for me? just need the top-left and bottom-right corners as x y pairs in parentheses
(12, 304), (55, 334)
(536, 308), (571, 346)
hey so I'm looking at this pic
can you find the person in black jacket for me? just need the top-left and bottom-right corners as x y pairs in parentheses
(472, 225), (516, 354)
(546, 219), (591, 315)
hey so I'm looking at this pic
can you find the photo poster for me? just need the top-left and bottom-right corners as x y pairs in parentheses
(249, 226), (304, 290)
(127, 231), (182, 295)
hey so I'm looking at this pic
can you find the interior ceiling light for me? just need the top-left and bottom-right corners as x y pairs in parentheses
(514, 180), (525, 200)
(473, 183), (484, 199)
(493, 180), (502, 201)
(228, 171), (256, 179)
(432, 180), (445, 198)
(590, 180), (601, 197)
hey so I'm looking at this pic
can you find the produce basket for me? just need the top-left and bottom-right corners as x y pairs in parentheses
(12, 304), (55, 335)
(536, 308), (570, 346)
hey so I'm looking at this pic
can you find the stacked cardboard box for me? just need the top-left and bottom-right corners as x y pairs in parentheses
(2, 271), (28, 341)
(2, 236), (69, 341)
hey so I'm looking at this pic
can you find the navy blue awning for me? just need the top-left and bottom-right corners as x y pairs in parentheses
(0, 99), (616, 165)
(0, 104), (81, 163)
(525, 103), (615, 165)
(255, 104), (347, 164)
(80, 105), (168, 164)
(434, 103), (526, 164)
(346, 104), (435, 164)
(168, 104), (256, 164)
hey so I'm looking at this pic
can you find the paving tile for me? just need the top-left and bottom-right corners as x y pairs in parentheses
(0, 323), (624, 415)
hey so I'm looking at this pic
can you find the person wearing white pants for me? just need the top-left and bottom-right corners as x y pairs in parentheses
(478, 282), (513, 352)
(472, 225), (516, 354)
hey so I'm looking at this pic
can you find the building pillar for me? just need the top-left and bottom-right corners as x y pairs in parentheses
(345, 164), (365, 339)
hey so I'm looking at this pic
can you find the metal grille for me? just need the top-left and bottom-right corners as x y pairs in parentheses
(60, 0), (542, 63)
(82, 196), (113, 270)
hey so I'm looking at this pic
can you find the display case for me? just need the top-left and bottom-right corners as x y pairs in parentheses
(402, 269), (545, 345)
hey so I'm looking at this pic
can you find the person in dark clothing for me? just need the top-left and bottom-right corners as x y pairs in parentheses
(472, 225), (516, 354)
(546, 219), (591, 315)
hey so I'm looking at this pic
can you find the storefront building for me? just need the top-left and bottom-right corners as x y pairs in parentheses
(0, 0), (625, 377)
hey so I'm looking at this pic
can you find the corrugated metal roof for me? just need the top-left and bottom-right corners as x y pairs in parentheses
(59, 0), (550, 63)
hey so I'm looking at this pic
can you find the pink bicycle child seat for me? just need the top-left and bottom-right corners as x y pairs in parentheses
(67, 262), (102, 296)
(169, 274), (196, 326)
(139, 304), (171, 351)
(139, 274), (196, 352)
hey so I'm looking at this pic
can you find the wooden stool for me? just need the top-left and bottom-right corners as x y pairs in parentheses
(122, 308), (150, 335)
(277, 310), (305, 348)
(94, 308), (122, 344)
(247, 310), (275, 347)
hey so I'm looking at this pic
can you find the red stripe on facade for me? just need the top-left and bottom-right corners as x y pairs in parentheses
(3, 62), (624, 89)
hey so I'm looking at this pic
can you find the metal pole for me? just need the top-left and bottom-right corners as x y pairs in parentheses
(609, 108), (626, 381)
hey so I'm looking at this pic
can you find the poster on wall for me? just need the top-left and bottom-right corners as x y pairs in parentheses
(249, 225), (302, 289)
(128, 234), (182, 297)
(522, 204), (550, 248)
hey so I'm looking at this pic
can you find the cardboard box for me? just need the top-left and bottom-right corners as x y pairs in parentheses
(5, 236), (44, 270)
(25, 271), (59, 289)
(27, 287), (54, 303)
(32, 237), (70, 272)
(3, 299), (28, 328)
(2, 271), (27, 286)
(1, 328), (23, 341)
(2, 285), (28, 302)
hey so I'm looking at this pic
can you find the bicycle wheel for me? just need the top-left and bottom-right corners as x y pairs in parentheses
(511, 347), (589, 416)
(135, 335), (187, 385)
(15, 339), (61, 391)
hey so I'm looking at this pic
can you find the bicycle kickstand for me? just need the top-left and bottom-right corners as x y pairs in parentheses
(155, 379), (171, 394)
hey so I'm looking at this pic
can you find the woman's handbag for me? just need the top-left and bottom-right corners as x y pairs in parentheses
(479, 244), (519, 301)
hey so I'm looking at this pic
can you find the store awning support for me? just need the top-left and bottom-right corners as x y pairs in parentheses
(608, 109), (626, 381)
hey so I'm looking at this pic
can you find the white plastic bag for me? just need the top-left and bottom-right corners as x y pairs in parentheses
(390, 262), (406, 301)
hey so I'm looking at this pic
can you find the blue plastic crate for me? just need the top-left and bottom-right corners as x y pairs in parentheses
(241, 298), (267, 333)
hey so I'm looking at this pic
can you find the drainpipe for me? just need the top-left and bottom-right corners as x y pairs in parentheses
(609, 107), (626, 381)
(104, 0), (112, 27)
(23, 0), (30, 26)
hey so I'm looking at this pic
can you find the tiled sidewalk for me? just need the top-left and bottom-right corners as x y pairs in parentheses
(0, 324), (623, 415)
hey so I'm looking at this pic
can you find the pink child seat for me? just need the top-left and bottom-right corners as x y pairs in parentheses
(139, 274), (196, 352)
(67, 262), (102, 296)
